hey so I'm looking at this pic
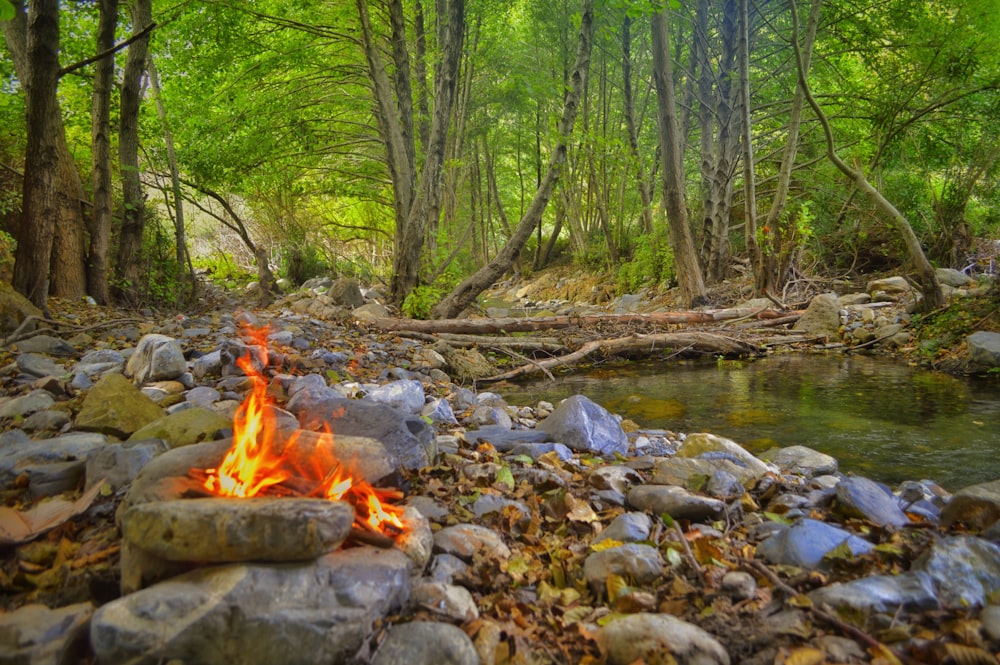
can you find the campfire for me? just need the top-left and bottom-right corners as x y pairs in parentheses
(196, 326), (406, 541)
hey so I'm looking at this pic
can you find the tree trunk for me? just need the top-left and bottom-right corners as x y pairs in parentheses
(700, 0), (739, 284)
(431, 0), (595, 320)
(757, 0), (821, 295)
(12, 0), (60, 311)
(2, 0), (87, 307)
(147, 57), (188, 270)
(737, 0), (760, 280)
(87, 0), (117, 306)
(114, 0), (153, 304)
(650, 7), (707, 307)
(621, 15), (654, 236)
(379, 0), (465, 305)
(789, 0), (943, 310)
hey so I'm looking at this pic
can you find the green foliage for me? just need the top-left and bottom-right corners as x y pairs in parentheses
(280, 244), (329, 286)
(615, 233), (674, 294)
(192, 253), (256, 291)
(401, 285), (443, 320)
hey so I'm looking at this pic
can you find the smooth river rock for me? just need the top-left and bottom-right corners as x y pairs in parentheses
(941, 478), (1000, 530)
(834, 475), (909, 528)
(598, 613), (730, 665)
(75, 372), (164, 439)
(372, 622), (479, 665)
(121, 497), (355, 562)
(627, 484), (725, 522)
(537, 394), (629, 455)
(756, 518), (874, 569)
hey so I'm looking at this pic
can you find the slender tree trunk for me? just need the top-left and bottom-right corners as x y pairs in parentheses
(737, 0), (760, 280)
(12, 0), (60, 311)
(651, 7), (707, 307)
(702, 0), (739, 284)
(88, 0), (117, 305)
(391, 0), (464, 304)
(431, 0), (595, 319)
(147, 57), (188, 270)
(757, 0), (821, 294)
(621, 15), (654, 236)
(114, 0), (153, 304)
(413, 0), (430, 149)
(789, 0), (943, 310)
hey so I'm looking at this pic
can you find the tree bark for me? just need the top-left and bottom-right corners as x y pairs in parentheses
(737, 0), (760, 282)
(621, 14), (654, 236)
(430, 0), (595, 320)
(650, 7), (707, 307)
(2, 0), (87, 307)
(147, 57), (188, 269)
(757, 0), (821, 295)
(12, 0), (60, 310)
(789, 0), (943, 310)
(87, 0), (118, 305)
(114, 0), (153, 304)
(700, 0), (739, 284)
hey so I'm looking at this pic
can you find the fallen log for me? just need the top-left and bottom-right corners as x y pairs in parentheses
(370, 307), (798, 335)
(480, 331), (760, 382)
(396, 330), (568, 353)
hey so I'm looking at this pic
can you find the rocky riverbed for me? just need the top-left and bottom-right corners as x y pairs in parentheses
(1, 274), (1000, 665)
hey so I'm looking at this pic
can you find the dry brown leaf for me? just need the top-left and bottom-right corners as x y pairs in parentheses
(0, 481), (104, 545)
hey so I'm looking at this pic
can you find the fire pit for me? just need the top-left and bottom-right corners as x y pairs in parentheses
(114, 325), (423, 593)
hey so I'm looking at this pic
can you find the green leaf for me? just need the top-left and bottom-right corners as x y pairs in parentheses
(496, 464), (515, 491)
(665, 547), (683, 567)
(510, 454), (535, 465)
(0, 1), (15, 21)
(660, 512), (675, 528)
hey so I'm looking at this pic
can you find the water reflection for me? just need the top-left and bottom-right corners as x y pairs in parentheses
(500, 355), (1000, 490)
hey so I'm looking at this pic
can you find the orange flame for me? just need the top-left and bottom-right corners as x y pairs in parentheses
(203, 326), (406, 538)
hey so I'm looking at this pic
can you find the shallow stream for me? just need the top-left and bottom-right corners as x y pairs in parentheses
(500, 354), (1000, 491)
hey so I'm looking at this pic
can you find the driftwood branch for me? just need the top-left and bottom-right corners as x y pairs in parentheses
(396, 330), (567, 353)
(481, 332), (759, 382)
(371, 307), (797, 335)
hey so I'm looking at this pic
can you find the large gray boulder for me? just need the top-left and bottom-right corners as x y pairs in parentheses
(126, 334), (187, 384)
(91, 547), (411, 665)
(537, 395), (628, 455)
(968, 331), (1000, 368)
(792, 292), (842, 338)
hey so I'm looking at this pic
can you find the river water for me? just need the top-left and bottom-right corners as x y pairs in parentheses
(500, 354), (1000, 491)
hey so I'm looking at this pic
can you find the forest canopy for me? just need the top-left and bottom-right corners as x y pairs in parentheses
(1, 0), (998, 315)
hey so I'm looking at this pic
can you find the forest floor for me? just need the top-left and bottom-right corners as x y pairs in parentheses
(1, 266), (998, 664)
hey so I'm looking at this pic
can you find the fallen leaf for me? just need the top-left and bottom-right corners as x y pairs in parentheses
(0, 481), (105, 546)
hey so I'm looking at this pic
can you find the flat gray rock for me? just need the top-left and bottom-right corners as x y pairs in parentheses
(433, 523), (510, 561)
(92, 547), (411, 665)
(835, 476), (909, 528)
(121, 497), (354, 563)
(626, 484), (725, 522)
(756, 518), (874, 570)
(0, 389), (55, 420)
(810, 571), (938, 613)
(759, 445), (838, 477)
(372, 622), (479, 665)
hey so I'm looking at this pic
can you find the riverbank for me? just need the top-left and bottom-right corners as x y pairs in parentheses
(0, 275), (998, 663)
